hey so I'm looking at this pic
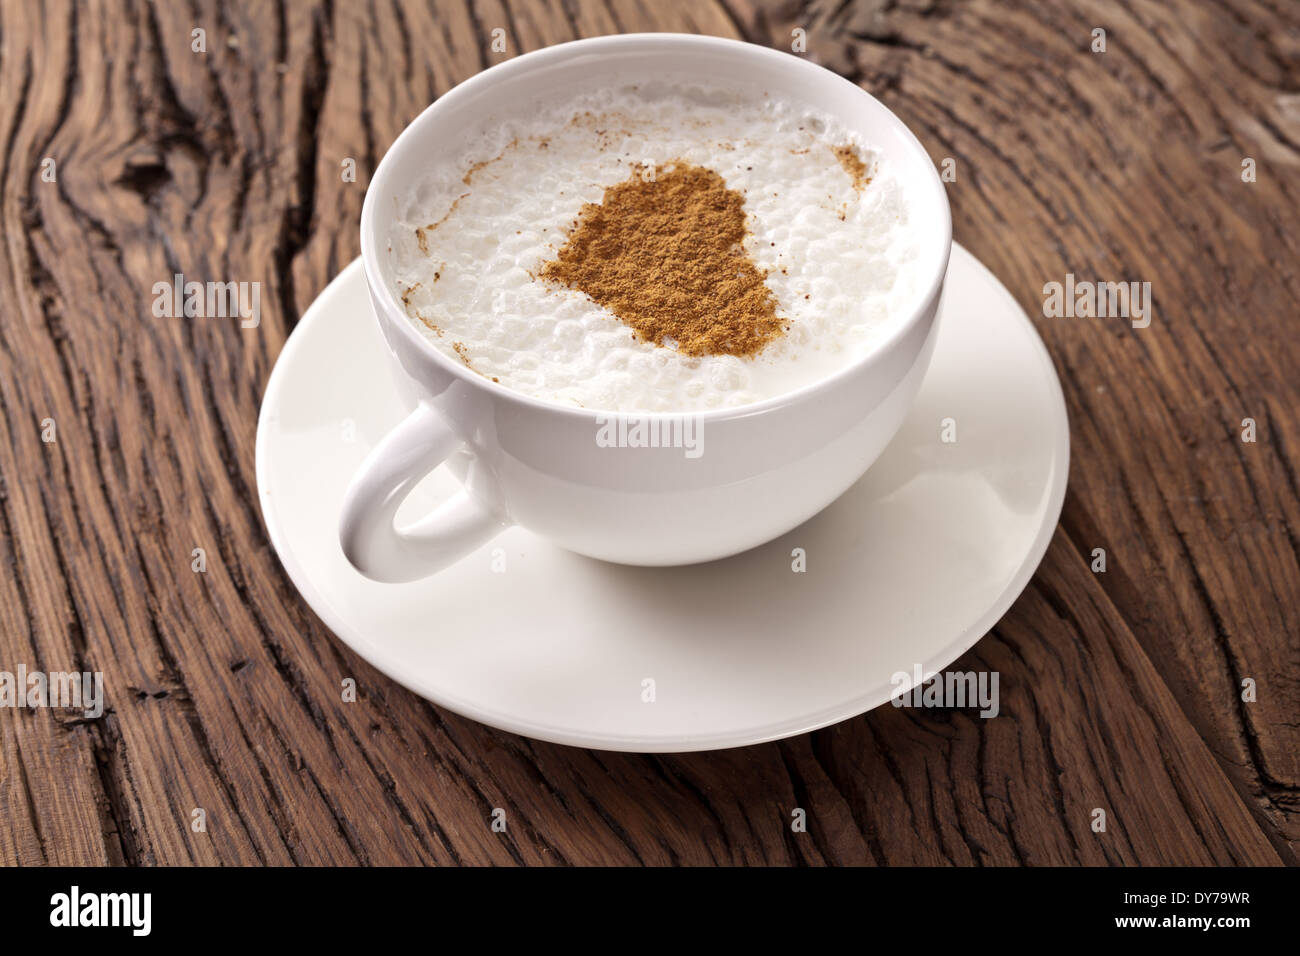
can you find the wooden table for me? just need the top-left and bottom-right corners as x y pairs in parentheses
(1, 0), (1296, 866)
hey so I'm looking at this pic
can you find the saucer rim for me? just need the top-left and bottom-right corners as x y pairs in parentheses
(255, 243), (1070, 752)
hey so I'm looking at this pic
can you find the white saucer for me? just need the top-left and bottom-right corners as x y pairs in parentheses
(256, 244), (1068, 752)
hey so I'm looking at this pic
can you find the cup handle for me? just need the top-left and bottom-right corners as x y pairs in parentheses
(339, 402), (507, 582)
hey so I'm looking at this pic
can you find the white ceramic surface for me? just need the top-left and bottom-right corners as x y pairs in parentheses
(341, 34), (952, 581)
(256, 244), (1069, 752)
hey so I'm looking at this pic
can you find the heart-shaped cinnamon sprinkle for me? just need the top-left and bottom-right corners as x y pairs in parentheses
(541, 163), (785, 358)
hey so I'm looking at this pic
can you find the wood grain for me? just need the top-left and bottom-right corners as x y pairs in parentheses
(0, 0), (1296, 865)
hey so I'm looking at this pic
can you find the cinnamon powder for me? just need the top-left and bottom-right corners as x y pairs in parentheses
(833, 144), (872, 191)
(540, 162), (785, 358)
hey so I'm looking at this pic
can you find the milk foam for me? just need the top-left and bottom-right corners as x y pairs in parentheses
(388, 82), (924, 412)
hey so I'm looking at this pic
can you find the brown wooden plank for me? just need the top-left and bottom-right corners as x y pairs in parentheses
(727, 0), (1300, 860)
(0, 0), (1294, 865)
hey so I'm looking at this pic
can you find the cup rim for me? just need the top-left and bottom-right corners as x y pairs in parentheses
(360, 32), (952, 423)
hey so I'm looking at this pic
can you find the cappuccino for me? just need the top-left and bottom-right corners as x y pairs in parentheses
(388, 81), (923, 412)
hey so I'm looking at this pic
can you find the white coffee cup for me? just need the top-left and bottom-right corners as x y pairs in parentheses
(341, 34), (951, 582)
